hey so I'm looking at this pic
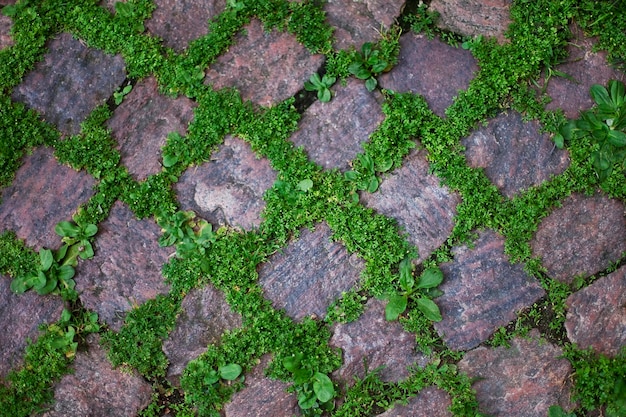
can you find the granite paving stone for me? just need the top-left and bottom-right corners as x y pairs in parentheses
(11, 32), (126, 136)
(0, 10), (13, 50)
(434, 229), (545, 351)
(376, 386), (454, 417)
(0, 146), (96, 251)
(531, 192), (626, 284)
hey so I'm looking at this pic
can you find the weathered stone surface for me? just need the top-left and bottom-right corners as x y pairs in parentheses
(0, 146), (96, 251)
(41, 334), (152, 417)
(361, 148), (460, 262)
(175, 136), (276, 230)
(258, 222), (364, 321)
(429, 0), (513, 43)
(0, 11), (14, 50)
(0, 277), (65, 378)
(289, 77), (384, 171)
(565, 265), (626, 357)
(11, 32), (126, 136)
(376, 386), (453, 417)
(458, 330), (575, 417)
(531, 192), (626, 284)
(145, 0), (226, 52)
(76, 201), (171, 331)
(324, 0), (405, 50)
(378, 33), (478, 117)
(434, 230), (545, 351)
(331, 298), (429, 385)
(204, 18), (325, 107)
(462, 111), (570, 198)
(162, 284), (242, 384)
(107, 76), (197, 181)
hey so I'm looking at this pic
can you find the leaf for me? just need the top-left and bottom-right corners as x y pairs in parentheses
(10, 276), (29, 293)
(122, 85), (133, 95)
(312, 372), (335, 403)
(608, 129), (626, 147)
(79, 241), (95, 259)
(385, 294), (408, 321)
(58, 265), (76, 282)
(298, 390), (317, 409)
(163, 154), (179, 168)
(319, 87), (331, 103)
(322, 75), (336, 86)
(55, 221), (80, 238)
(33, 270), (47, 290)
(283, 353), (303, 373)
(219, 363), (243, 380)
(371, 61), (388, 74)
(416, 267), (444, 289)
(304, 80), (316, 91)
(376, 159), (393, 172)
(297, 179), (314, 192)
(366, 176), (379, 193)
(553, 133), (564, 149)
(591, 84), (612, 107)
(416, 297), (442, 322)
(398, 258), (414, 292)
(344, 170), (359, 181)
(84, 224), (98, 237)
(365, 77), (377, 92)
(609, 80), (626, 107)
(36, 275), (58, 295)
(40, 249), (54, 271)
(204, 371), (220, 385)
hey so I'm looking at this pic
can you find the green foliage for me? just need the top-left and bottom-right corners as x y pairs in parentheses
(113, 83), (133, 105)
(304, 72), (336, 102)
(156, 209), (217, 258)
(344, 153), (392, 194)
(348, 40), (396, 92)
(283, 352), (336, 416)
(548, 405), (576, 417)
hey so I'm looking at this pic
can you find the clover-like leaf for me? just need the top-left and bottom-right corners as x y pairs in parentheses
(297, 178), (314, 192)
(219, 363), (243, 380)
(365, 77), (377, 92)
(313, 372), (334, 403)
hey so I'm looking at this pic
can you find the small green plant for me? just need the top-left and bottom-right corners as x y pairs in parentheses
(202, 363), (244, 386)
(548, 405), (576, 417)
(181, 359), (245, 415)
(114, 1), (145, 33)
(283, 352), (336, 416)
(113, 84), (132, 105)
(304, 73), (336, 103)
(349, 42), (392, 92)
(344, 153), (392, 194)
(156, 210), (216, 257)
(55, 219), (98, 262)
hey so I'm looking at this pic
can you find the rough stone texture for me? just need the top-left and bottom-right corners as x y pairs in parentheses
(41, 334), (152, 417)
(378, 33), (478, 117)
(429, 0), (513, 43)
(145, 0), (226, 52)
(324, 0), (405, 50)
(106, 76), (197, 181)
(565, 265), (626, 357)
(204, 18), (325, 107)
(289, 77), (385, 171)
(11, 32), (126, 136)
(258, 222), (364, 321)
(0, 277), (65, 378)
(462, 111), (570, 198)
(531, 192), (626, 284)
(376, 386), (453, 417)
(162, 285), (243, 384)
(361, 148), (460, 262)
(175, 136), (277, 230)
(458, 331), (575, 417)
(331, 298), (429, 385)
(76, 201), (171, 331)
(434, 230), (545, 351)
(0, 146), (96, 251)
(0, 12), (13, 50)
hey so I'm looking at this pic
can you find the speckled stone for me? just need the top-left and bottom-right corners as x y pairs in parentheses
(0, 11), (14, 50)
(378, 33), (478, 117)
(434, 230), (545, 351)
(531, 192), (626, 284)
(565, 265), (626, 357)
(0, 146), (96, 251)
(75, 201), (171, 331)
(258, 222), (364, 321)
(360, 148), (460, 262)
(289, 77), (385, 171)
(462, 111), (570, 198)
(458, 330), (575, 417)
(204, 18), (325, 107)
(175, 136), (277, 231)
(11, 32), (126, 136)
(106, 76), (197, 181)
(376, 386), (453, 417)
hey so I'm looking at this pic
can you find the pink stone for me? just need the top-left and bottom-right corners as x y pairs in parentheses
(0, 12), (14, 50)
(376, 386), (453, 417)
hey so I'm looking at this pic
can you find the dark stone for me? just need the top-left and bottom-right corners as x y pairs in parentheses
(0, 146), (96, 251)
(462, 111), (570, 198)
(360, 148), (460, 262)
(531, 192), (626, 284)
(434, 230), (545, 351)
(175, 136), (277, 231)
(75, 201), (171, 331)
(565, 265), (626, 357)
(376, 386), (453, 417)
(11, 32), (126, 136)
(258, 222), (364, 321)
(204, 18), (325, 107)
(378, 33), (478, 117)
(458, 330), (575, 417)
(0, 12), (13, 50)
(289, 77), (385, 171)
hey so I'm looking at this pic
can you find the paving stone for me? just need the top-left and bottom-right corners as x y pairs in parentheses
(106, 76), (197, 181)
(41, 334), (152, 417)
(378, 33), (478, 117)
(324, 0), (405, 50)
(162, 284), (243, 385)
(429, 0), (513, 43)
(75, 201), (171, 331)
(531, 192), (626, 284)
(565, 265), (626, 357)
(331, 298), (430, 385)
(376, 386), (453, 417)
(11, 32), (126, 136)
(360, 148), (460, 262)
(145, 0), (226, 52)
(204, 18), (325, 107)
(258, 222), (364, 321)
(0, 276), (65, 378)
(458, 330), (575, 417)
(289, 77), (385, 171)
(0, 146), (96, 251)
(434, 229), (545, 351)
(0, 9), (14, 50)
(175, 136), (277, 230)
(462, 111), (570, 198)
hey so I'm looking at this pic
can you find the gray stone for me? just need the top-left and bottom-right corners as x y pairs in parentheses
(0, 11), (13, 50)
(376, 386), (453, 417)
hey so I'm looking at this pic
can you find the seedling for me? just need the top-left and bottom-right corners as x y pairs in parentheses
(283, 353), (335, 416)
(344, 153), (393, 194)
(55, 219), (98, 263)
(349, 42), (392, 92)
(113, 84), (132, 105)
(304, 73), (336, 103)
(156, 210), (216, 257)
